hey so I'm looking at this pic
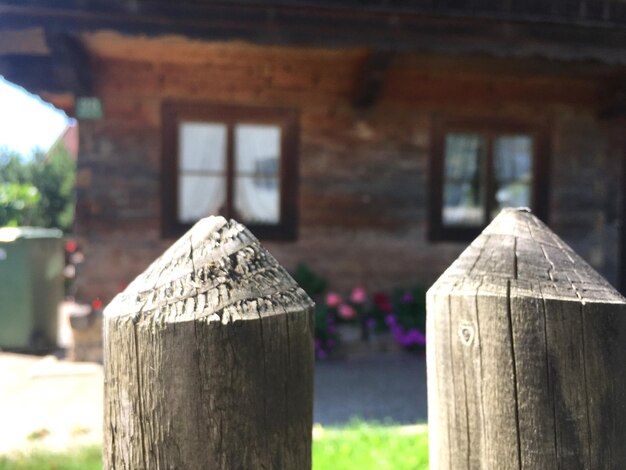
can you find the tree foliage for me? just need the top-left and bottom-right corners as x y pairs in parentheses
(0, 181), (41, 226)
(0, 145), (75, 232)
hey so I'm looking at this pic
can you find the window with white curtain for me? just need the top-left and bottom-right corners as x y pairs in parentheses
(162, 104), (298, 239)
(430, 119), (548, 241)
(442, 133), (533, 227)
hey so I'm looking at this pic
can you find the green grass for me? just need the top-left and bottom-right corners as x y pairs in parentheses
(0, 423), (428, 470)
(0, 445), (101, 470)
(313, 422), (428, 470)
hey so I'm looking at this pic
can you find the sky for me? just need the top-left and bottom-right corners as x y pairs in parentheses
(0, 76), (70, 156)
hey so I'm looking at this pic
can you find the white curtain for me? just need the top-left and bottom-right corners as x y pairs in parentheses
(234, 124), (281, 223)
(177, 122), (227, 222)
(494, 135), (532, 210)
(443, 133), (485, 226)
(178, 176), (226, 222)
(179, 122), (226, 172)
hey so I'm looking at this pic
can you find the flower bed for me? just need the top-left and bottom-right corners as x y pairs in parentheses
(291, 264), (427, 359)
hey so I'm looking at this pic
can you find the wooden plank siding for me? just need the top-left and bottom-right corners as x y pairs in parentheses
(1, 1), (625, 54)
(65, 35), (625, 301)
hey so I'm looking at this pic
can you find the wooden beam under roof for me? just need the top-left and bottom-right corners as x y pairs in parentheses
(0, 0), (625, 64)
(0, 28), (48, 55)
(0, 30), (91, 96)
(1, 0), (626, 27)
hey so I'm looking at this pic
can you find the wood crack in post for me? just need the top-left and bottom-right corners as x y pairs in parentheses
(132, 320), (149, 470)
(189, 234), (197, 284)
(579, 302), (593, 469)
(539, 243), (556, 283)
(257, 307), (269, 456)
(539, 283), (560, 469)
(446, 292), (456, 470)
(192, 319), (205, 460)
(506, 280), (523, 470)
(473, 276), (487, 465)
(513, 236), (518, 280)
(461, 353), (472, 468)
(448, 271), (465, 470)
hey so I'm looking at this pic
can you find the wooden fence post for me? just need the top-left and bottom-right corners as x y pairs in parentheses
(427, 208), (626, 470)
(103, 216), (315, 469)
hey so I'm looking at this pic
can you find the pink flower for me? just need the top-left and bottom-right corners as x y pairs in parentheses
(338, 303), (357, 320)
(350, 286), (367, 304)
(325, 292), (342, 308)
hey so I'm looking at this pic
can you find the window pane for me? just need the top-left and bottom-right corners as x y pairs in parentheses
(235, 176), (280, 224)
(493, 135), (533, 217)
(234, 124), (281, 224)
(235, 124), (281, 175)
(178, 175), (226, 223)
(179, 122), (226, 173)
(442, 133), (486, 226)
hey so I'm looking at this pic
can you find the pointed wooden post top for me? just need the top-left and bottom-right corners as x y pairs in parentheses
(103, 216), (315, 469)
(431, 208), (625, 304)
(104, 216), (314, 323)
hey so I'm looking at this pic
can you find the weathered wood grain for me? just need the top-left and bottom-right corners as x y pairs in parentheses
(2, 1), (626, 67)
(103, 216), (315, 469)
(427, 207), (626, 469)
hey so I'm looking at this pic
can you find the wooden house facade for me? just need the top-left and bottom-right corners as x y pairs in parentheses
(1, 1), (625, 302)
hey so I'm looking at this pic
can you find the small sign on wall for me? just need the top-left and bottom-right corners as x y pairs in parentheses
(76, 97), (104, 120)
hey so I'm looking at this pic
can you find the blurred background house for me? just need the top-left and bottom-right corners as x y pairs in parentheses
(0, 3), (625, 459)
(0, 0), (624, 308)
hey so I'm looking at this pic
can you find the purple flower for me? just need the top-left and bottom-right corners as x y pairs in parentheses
(401, 291), (414, 303)
(366, 318), (376, 328)
(385, 314), (398, 327)
(406, 329), (426, 346)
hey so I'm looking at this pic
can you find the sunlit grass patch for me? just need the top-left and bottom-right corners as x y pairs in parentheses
(0, 422), (428, 470)
(0, 445), (101, 470)
(313, 420), (428, 470)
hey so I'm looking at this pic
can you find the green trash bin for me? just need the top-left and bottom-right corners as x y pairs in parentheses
(0, 227), (64, 351)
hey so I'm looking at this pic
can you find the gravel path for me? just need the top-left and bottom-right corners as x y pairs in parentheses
(0, 353), (103, 455)
(314, 353), (427, 426)
(0, 351), (427, 454)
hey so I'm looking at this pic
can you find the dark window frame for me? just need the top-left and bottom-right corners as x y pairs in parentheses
(429, 117), (550, 241)
(162, 102), (299, 240)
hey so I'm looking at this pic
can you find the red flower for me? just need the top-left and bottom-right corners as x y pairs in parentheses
(373, 292), (392, 314)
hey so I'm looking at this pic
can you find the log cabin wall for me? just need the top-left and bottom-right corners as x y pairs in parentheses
(72, 33), (622, 302)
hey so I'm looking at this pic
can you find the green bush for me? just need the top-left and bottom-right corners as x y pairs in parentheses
(0, 182), (41, 226)
(0, 146), (75, 232)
